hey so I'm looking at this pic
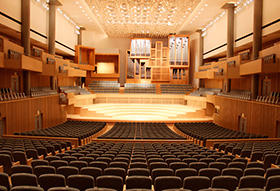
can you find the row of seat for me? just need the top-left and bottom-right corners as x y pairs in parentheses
(256, 92), (280, 105)
(59, 86), (90, 95)
(124, 84), (156, 94)
(88, 81), (120, 94)
(31, 87), (57, 98)
(190, 88), (222, 97)
(98, 122), (184, 140)
(160, 84), (192, 95)
(1, 141), (280, 191)
(213, 141), (280, 167)
(217, 90), (251, 101)
(15, 121), (106, 144)
(175, 122), (266, 146)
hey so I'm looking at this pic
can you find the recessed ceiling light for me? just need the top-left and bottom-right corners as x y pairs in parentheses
(205, 4), (208, 6)
(79, 6), (82, 8)
(76, 2), (79, 4)
(82, 10), (85, 12)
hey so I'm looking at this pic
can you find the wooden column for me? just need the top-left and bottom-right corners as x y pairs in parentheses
(251, 0), (263, 99)
(21, 0), (31, 96)
(222, 2), (235, 93)
(48, 0), (61, 90)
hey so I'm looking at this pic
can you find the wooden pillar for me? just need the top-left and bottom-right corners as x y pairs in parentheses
(195, 29), (203, 88)
(21, 0), (31, 96)
(222, 2), (235, 93)
(48, 0), (61, 90)
(251, 0), (263, 99)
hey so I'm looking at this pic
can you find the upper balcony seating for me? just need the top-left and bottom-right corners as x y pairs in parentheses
(190, 88), (222, 97)
(31, 87), (57, 98)
(160, 84), (192, 95)
(0, 88), (26, 102)
(88, 81), (120, 94)
(124, 84), (156, 94)
(217, 90), (251, 101)
(59, 86), (90, 95)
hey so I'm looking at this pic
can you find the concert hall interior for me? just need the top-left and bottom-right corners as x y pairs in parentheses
(0, 0), (280, 190)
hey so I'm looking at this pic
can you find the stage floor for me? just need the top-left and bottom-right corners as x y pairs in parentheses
(67, 103), (213, 123)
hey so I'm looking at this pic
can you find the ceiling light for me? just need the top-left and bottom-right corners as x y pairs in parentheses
(76, 2), (79, 4)
(82, 10), (85, 12)
(205, 4), (208, 6)
(79, 6), (82, 8)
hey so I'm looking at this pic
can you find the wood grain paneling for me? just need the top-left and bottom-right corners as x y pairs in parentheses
(57, 77), (78, 87)
(231, 76), (251, 90)
(0, 69), (23, 91)
(202, 79), (223, 89)
(0, 95), (66, 135)
(214, 96), (280, 138)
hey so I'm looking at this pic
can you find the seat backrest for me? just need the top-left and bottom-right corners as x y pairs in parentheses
(128, 168), (150, 177)
(57, 166), (79, 179)
(198, 168), (220, 181)
(151, 168), (174, 181)
(38, 174), (66, 191)
(125, 176), (152, 190)
(0, 172), (10, 190)
(34, 165), (56, 177)
(11, 173), (38, 187)
(10, 186), (44, 191)
(243, 167), (265, 176)
(104, 167), (126, 181)
(96, 175), (123, 191)
(211, 175), (238, 191)
(67, 174), (94, 191)
(183, 176), (210, 191)
(154, 176), (181, 191)
(11, 165), (33, 175)
(238, 175), (266, 189)
(265, 175), (280, 191)
(31, 160), (49, 169)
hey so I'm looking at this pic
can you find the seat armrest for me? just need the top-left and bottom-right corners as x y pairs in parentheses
(13, 161), (20, 166)
(39, 155), (44, 160)
(0, 165), (3, 172)
(27, 157), (33, 166)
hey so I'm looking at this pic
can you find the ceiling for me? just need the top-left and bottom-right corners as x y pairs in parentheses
(59, 0), (229, 38)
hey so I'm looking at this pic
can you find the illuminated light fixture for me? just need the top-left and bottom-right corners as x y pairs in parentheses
(85, 0), (201, 38)
(76, 1), (79, 4)
(79, 6), (82, 8)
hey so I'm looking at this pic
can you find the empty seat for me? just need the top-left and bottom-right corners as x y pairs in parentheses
(96, 175), (123, 191)
(0, 173), (10, 191)
(69, 161), (88, 171)
(81, 167), (102, 184)
(265, 175), (280, 191)
(11, 165), (33, 174)
(243, 167), (265, 176)
(104, 167), (126, 181)
(128, 168), (150, 177)
(154, 176), (181, 191)
(50, 160), (68, 170)
(209, 162), (227, 171)
(238, 175), (266, 189)
(39, 174), (66, 191)
(67, 174), (94, 191)
(125, 176), (152, 190)
(211, 175), (238, 191)
(198, 168), (220, 181)
(11, 173), (38, 187)
(57, 166), (79, 179)
(189, 162), (207, 171)
(31, 160), (49, 169)
(228, 162), (246, 170)
(183, 176), (210, 191)
(34, 165), (56, 177)
(169, 162), (188, 172)
(152, 168), (174, 182)
(265, 168), (280, 180)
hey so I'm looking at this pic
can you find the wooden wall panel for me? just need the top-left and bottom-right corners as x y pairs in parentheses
(259, 73), (280, 93)
(0, 95), (66, 135)
(57, 77), (77, 87)
(30, 73), (50, 87)
(0, 69), (23, 91)
(214, 96), (280, 138)
(202, 79), (223, 89)
(231, 76), (251, 90)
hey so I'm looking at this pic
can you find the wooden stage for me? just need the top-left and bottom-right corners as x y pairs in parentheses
(67, 103), (213, 123)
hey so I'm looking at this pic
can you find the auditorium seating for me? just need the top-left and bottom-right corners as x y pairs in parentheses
(98, 122), (184, 140)
(160, 84), (192, 94)
(31, 87), (57, 98)
(124, 84), (156, 94)
(190, 88), (222, 97)
(88, 81), (120, 93)
(59, 86), (91, 95)
(0, 88), (26, 102)
(1, 141), (280, 191)
(217, 90), (251, 101)
(17, 121), (106, 145)
(175, 122), (265, 146)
